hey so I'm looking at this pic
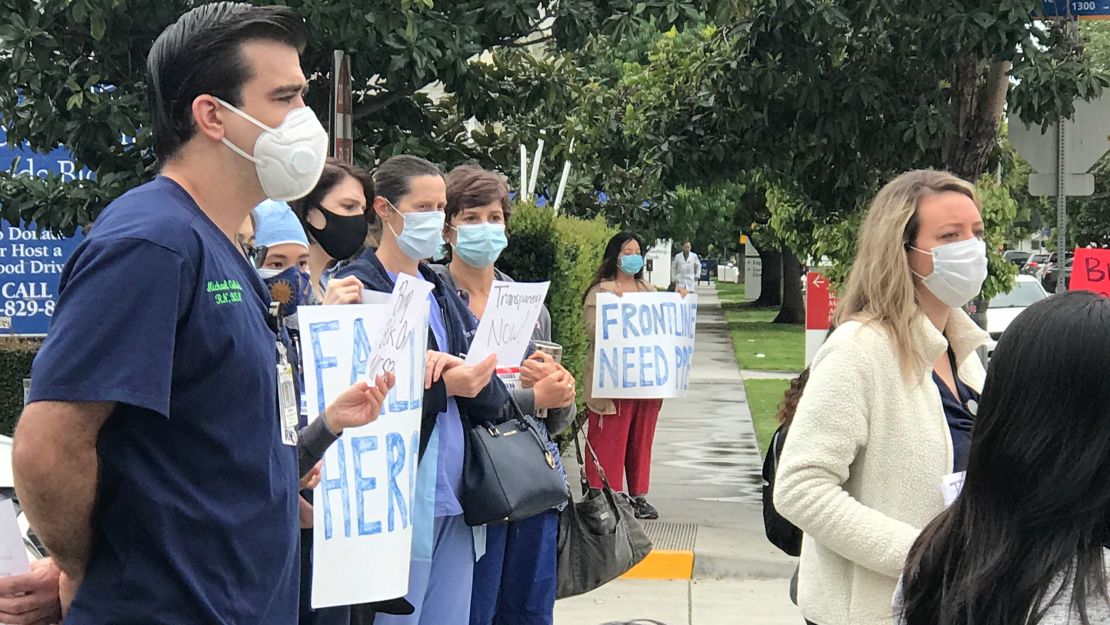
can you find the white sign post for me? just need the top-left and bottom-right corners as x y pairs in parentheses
(590, 292), (698, 399)
(1009, 91), (1110, 293)
(743, 242), (762, 301)
(299, 302), (429, 608)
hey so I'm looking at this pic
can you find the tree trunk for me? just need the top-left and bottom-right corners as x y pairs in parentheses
(775, 249), (805, 324)
(943, 57), (1011, 181)
(754, 246), (782, 307)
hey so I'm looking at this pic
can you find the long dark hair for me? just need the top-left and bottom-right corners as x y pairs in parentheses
(583, 231), (646, 304)
(900, 291), (1110, 625)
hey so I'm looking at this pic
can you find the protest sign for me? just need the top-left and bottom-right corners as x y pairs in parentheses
(591, 292), (698, 399)
(1069, 248), (1110, 297)
(299, 303), (428, 608)
(0, 500), (28, 577)
(366, 273), (434, 381)
(466, 280), (550, 368)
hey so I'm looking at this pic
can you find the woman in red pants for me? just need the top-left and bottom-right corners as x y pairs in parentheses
(581, 231), (667, 520)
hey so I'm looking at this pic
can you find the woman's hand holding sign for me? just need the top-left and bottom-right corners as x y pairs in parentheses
(322, 276), (364, 305)
(322, 374), (395, 435)
(437, 355), (499, 399)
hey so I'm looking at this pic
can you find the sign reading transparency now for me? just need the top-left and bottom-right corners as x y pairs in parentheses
(1, 126), (88, 335)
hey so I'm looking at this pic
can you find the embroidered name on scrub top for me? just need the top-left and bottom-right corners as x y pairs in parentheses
(207, 279), (244, 305)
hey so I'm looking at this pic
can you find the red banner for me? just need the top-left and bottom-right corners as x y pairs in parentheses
(1069, 248), (1110, 297)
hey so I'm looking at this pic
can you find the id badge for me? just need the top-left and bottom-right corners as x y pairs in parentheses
(941, 471), (965, 507)
(277, 363), (299, 446)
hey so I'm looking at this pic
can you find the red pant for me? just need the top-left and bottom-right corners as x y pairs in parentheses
(585, 399), (663, 496)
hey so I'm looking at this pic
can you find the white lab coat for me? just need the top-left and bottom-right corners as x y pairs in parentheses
(672, 251), (700, 290)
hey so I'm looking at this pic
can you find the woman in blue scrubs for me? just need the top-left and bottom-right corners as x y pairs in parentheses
(337, 155), (508, 625)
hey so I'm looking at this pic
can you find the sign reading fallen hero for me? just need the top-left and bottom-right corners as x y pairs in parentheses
(299, 302), (429, 608)
(591, 292), (698, 399)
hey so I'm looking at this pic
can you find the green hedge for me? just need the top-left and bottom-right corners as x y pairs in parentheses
(0, 338), (39, 437)
(500, 203), (615, 415)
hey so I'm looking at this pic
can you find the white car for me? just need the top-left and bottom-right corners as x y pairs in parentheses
(985, 275), (1049, 358)
(0, 434), (46, 562)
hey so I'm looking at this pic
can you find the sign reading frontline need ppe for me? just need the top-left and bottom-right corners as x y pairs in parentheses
(299, 303), (429, 608)
(591, 292), (698, 399)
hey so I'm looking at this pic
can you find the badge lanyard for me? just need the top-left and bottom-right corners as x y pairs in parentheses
(269, 302), (299, 446)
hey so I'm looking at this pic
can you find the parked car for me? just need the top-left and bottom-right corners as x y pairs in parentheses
(985, 276), (1050, 360)
(1003, 250), (1032, 268)
(0, 435), (46, 562)
(1041, 258), (1073, 292)
(1021, 253), (1051, 276)
(987, 275), (1050, 341)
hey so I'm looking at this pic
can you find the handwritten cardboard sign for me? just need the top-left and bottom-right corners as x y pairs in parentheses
(1069, 248), (1110, 297)
(591, 292), (698, 399)
(465, 280), (550, 367)
(367, 273), (434, 380)
(299, 303), (428, 608)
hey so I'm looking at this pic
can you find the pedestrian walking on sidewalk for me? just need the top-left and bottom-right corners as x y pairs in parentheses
(582, 232), (664, 520)
(774, 170), (989, 625)
(895, 292), (1110, 625)
(672, 240), (700, 291)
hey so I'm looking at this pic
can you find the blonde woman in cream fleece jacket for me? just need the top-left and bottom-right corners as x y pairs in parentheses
(774, 170), (990, 625)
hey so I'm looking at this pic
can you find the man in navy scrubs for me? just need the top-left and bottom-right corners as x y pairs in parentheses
(11, 4), (332, 624)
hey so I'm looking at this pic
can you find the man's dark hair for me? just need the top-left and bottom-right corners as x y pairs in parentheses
(146, 2), (307, 161)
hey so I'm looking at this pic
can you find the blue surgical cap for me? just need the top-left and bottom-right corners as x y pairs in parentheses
(254, 200), (309, 250)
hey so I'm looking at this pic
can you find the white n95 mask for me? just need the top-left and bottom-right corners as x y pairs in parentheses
(215, 97), (328, 201)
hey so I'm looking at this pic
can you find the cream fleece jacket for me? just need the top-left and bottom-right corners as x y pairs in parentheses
(774, 310), (987, 625)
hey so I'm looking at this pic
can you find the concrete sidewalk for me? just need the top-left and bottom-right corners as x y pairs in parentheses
(555, 284), (802, 625)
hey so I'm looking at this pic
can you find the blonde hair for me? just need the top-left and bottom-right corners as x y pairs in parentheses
(834, 170), (980, 375)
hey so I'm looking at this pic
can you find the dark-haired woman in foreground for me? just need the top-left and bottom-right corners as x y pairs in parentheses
(896, 291), (1110, 625)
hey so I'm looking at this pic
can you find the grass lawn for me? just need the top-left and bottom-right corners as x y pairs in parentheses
(715, 283), (805, 372)
(743, 378), (791, 456)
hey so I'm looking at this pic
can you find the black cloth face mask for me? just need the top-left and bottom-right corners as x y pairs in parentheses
(306, 206), (368, 260)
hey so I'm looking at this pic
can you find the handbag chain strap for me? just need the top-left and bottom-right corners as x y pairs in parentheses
(570, 423), (615, 494)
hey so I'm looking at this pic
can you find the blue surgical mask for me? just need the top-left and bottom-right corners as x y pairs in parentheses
(386, 200), (445, 261)
(258, 266), (313, 317)
(432, 241), (450, 262)
(452, 224), (508, 268)
(620, 254), (645, 275)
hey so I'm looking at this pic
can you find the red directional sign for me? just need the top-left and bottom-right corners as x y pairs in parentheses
(806, 272), (837, 331)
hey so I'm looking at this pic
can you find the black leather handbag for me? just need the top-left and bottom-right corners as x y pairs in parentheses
(461, 395), (567, 527)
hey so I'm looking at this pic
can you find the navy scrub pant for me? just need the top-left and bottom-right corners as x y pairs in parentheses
(469, 509), (559, 625)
